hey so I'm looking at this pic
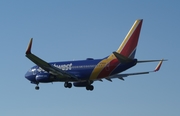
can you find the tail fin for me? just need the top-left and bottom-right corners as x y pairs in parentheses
(109, 19), (143, 59)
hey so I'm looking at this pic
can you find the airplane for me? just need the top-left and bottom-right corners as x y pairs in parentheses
(25, 19), (166, 91)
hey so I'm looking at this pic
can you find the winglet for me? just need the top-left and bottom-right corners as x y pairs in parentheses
(26, 38), (33, 54)
(154, 59), (163, 72)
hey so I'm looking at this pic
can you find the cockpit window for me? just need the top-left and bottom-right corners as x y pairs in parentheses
(28, 66), (46, 74)
(31, 68), (36, 72)
(30, 68), (37, 75)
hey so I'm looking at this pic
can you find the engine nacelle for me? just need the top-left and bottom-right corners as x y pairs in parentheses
(73, 81), (93, 87)
(73, 82), (88, 87)
(86, 58), (94, 60)
(36, 73), (54, 83)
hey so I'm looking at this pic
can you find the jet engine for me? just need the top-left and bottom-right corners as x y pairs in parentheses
(73, 82), (88, 87)
(35, 73), (55, 82)
(73, 81), (93, 87)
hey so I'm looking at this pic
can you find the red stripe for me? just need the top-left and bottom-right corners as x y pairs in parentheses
(120, 21), (142, 57)
(97, 59), (119, 79)
(96, 20), (142, 79)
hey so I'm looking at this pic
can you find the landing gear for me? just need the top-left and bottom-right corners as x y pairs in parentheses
(35, 85), (39, 90)
(86, 85), (94, 91)
(64, 82), (72, 88)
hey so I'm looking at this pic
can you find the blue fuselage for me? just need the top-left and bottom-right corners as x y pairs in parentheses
(25, 58), (137, 84)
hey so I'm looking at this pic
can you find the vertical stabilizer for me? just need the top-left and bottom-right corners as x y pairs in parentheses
(109, 19), (143, 59)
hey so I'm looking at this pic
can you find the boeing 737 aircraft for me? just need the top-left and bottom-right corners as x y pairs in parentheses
(25, 19), (165, 91)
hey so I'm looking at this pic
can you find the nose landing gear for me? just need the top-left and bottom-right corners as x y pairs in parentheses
(35, 85), (39, 90)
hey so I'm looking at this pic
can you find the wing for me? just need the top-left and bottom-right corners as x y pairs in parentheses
(25, 38), (78, 81)
(104, 60), (164, 81)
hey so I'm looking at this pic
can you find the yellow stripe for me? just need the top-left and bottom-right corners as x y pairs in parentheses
(108, 20), (141, 59)
(90, 20), (142, 80)
(89, 58), (114, 80)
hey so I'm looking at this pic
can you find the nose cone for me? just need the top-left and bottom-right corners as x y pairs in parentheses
(25, 71), (37, 83)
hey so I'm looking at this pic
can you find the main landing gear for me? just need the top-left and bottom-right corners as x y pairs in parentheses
(33, 82), (94, 91)
(86, 85), (94, 91)
(64, 82), (72, 88)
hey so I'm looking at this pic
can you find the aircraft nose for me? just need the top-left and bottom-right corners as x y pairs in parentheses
(25, 71), (37, 82)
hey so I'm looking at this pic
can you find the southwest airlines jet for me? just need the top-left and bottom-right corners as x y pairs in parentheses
(25, 19), (165, 91)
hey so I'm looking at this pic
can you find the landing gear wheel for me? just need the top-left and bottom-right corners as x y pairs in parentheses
(86, 85), (94, 91)
(64, 82), (72, 88)
(67, 83), (72, 88)
(35, 86), (39, 90)
(89, 85), (94, 91)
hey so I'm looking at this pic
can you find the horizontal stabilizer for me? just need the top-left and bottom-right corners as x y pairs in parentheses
(107, 59), (165, 81)
(138, 59), (167, 63)
(113, 52), (133, 63)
